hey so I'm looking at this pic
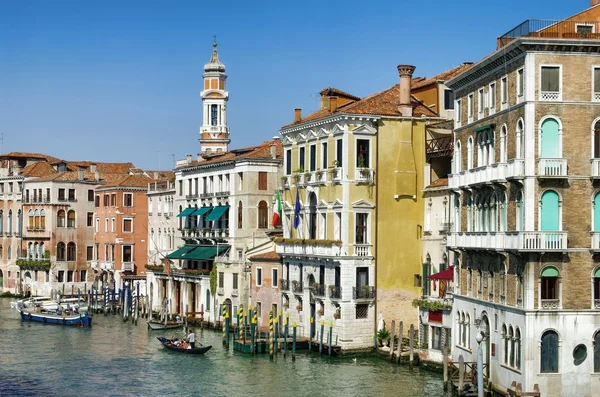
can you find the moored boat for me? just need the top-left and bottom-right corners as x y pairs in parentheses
(157, 337), (212, 354)
(148, 319), (184, 330)
(20, 308), (92, 327)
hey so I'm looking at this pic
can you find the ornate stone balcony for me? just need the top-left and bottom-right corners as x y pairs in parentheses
(274, 238), (342, 257)
(447, 231), (567, 252)
(541, 299), (560, 310)
(538, 158), (567, 178)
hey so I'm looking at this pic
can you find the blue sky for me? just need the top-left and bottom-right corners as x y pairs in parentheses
(0, 0), (586, 170)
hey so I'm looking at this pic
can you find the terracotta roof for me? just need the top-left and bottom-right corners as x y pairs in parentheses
(177, 139), (283, 169)
(145, 170), (175, 180)
(20, 162), (57, 178)
(31, 171), (127, 184)
(319, 87), (361, 101)
(0, 152), (61, 162)
(283, 85), (437, 128)
(102, 174), (153, 188)
(248, 251), (280, 261)
(425, 177), (449, 189)
(411, 63), (474, 90)
(65, 161), (135, 174)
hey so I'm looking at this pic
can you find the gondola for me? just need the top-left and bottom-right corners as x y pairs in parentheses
(148, 319), (184, 330)
(157, 337), (212, 354)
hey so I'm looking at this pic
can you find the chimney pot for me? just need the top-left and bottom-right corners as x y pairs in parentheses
(270, 144), (277, 159)
(397, 64), (416, 117)
(197, 153), (202, 162)
(78, 169), (84, 181)
(294, 108), (302, 123)
(328, 96), (338, 113)
(90, 164), (97, 172)
(593, 0), (599, 6)
(186, 154), (192, 164)
(94, 170), (100, 182)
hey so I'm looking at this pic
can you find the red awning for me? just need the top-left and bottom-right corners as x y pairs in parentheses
(428, 265), (454, 281)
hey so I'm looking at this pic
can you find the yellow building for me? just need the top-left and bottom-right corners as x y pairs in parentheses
(277, 64), (444, 350)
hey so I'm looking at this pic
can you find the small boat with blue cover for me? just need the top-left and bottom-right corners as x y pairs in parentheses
(20, 307), (92, 327)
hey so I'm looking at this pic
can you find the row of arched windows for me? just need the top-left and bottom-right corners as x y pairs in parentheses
(0, 209), (21, 234)
(502, 324), (521, 370)
(26, 242), (45, 260)
(56, 210), (76, 228)
(56, 242), (77, 261)
(456, 311), (471, 349)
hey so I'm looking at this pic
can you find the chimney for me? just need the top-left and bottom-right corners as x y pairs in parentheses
(90, 164), (97, 172)
(270, 144), (277, 159)
(294, 108), (302, 123)
(397, 64), (416, 117)
(328, 96), (338, 113)
(95, 170), (100, 182)
(593, 0), (599, 6)
(154, 171), (158, 181)
(78, 169), (84, 181)
(186, 154), (192, 164)
(197, 153), (202, 162)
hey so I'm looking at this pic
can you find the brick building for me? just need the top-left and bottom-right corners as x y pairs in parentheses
(446, 3), (600, 395)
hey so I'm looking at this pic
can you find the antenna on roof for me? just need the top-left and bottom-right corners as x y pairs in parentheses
(0, 133), (3, 154)
(172, 154), (175, 169)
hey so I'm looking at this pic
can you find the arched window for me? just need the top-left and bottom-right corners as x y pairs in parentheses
(489, 130), (496, 165)
(467, 267), (472, 296)
(500, 124), (507, 162)
(67, 242), (76, 261)
(40, 210), (45, 230)
(477, 269), (483, 298)
(509, 326), (515, 367)
(17, 210), (22, 235)
(461, 312), (466, 346)
(258, 201), (268, 229)
(540, 330), (559, 373)
(594, 330), (600, 373)
(499, 263), (506, 303)
(308, 193), (317, 239)
(28, 209), (33, 230)
(237, 201), (243, 229)
(540, 117), (561, 158)
(502, 324), (508, 364)
(454, 194), (461, 232)
(67, 210), (75, 228)
(455, 141), (462, 173)
(57, 242), (66, 261)
(477, 134), (484, 167)
(467, 196), (473, 232)
(540, 190), (560, 231)
(593, 268), (600, 305)
(178, 205), (183, 229)
(33, 209), (40, 229)
(456, 311), (462, 347)
(465, 314), (471, 349)
(594, 120), (600, 159)
(541, 266), (559, 308)
(33, 242), (39, 259)
(7, 210), (12, 234)
(467, 137), (474, 169)
(515, 328), (522, 369)
(489, 195), (496, 232)
(57, 210), (66, 228)
(516, 119), (524, 159)
(516, 190), (524, 231)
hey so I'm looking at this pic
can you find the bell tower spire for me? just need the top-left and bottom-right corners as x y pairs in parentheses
(199, 38), (230, 154)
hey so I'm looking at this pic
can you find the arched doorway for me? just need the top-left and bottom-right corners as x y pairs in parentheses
(480, 314), (491, 379)
(541, 118), (560, 158)
(308, 192), (317, 239)
(541, 190), (560, 231)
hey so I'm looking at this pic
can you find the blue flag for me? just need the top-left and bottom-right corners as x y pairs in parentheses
(293, 189), (301, 229)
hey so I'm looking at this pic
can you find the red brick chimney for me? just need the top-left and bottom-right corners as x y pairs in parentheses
(294, 108), (302, 123)
(397, 64), (416, 117)
(329, 96), (338, 112)
(593, 0), (599, 6)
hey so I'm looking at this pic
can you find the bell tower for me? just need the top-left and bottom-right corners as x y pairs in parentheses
(199, 39), (230, 154)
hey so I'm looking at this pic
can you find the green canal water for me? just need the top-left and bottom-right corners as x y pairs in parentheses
(0, 298), (450, 396)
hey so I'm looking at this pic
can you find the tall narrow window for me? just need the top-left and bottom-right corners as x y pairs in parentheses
(540, 330), (559, 373)
(321, 142), (328, 169)
(285, 149), (292, 175)
(444, 89), (454, 110)
(594, 331), (600, 372)
(336, 139), (343, 166)
(517, 69), (524, 99)
(500, 125), (507, 163)
(501, 76), (508, 105)
(258, 201), (268, 229)
(309, 145), (316, 172)
(355, 213), (368, 244)
(594, 67), (600, 101)
(211, 104), (218, 126)
(489, 82), (496, 114)
(467, 137), (474, 169)
(467, 93), (474, 121)
(67, 210), (75, 228)
(237, 201), (243, 229)
(477, 88), (484, 117)
(356, 139), (370, 168)
(456, 100), (462, 124)
(516, 119), (524, 159)
(299, 147), (305, 171)
(541, 66), (560, 100)
(66, 242), (76, 261)
(258, 172), (267, 190)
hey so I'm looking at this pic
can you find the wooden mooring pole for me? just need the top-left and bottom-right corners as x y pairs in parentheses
(389, 320), (396, 362)
(443, 343), (448, 390)
(409, 324), (415, 367)
(458, 355), (465, 394)
(292, 322), (297, 361)
(396, 321), (403, 364)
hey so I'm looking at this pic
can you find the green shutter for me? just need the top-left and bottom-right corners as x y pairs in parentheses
(541, 266), (559, 277)
(540, 191), (560, 231)
(541, 119), (560, 158)
(541, 331), (559, 373)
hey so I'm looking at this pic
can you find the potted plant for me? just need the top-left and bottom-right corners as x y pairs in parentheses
(296, 304), (303, 311)
(312, 282), (320, 290)
(377, 327), (391, 347)
(317, 308), (324, 316)
(280, 176), (288, 186)
(333, 311), (341, 319)
(283, 301), (289, 308)
(304, 170), (311, 182)
(362, 285), (372, 298)
(332, 160), (339, 168)
(315, 169), (323, 181)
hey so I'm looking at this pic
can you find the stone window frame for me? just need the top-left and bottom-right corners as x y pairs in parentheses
(539, 64), (563, 102)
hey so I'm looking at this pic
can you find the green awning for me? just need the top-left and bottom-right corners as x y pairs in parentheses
(185, 245), (230, 261)
(205, 205), (229, 222)
(473, 124), (495, 133)
(191, 207), (212, 217)
(541, 266), (559, 277)
(166, 246), (197, 259)
(177, 207), (196, 217)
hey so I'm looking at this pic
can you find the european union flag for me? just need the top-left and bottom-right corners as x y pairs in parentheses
(293, 189), (301, 229)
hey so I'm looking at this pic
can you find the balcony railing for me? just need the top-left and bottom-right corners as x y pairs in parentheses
(312, 284), (325, 297)
(280, 279), (290, 291)
(122, 262), (134, 272)
(591, 159), (600, 178)
(497, 19), (600, 49)
(329, 286), (342, 300)
(217, 287), (224, 296)
(592, 233), (600, 251)
(353, 244), (372, 257)
(538, 158), (567, 177)
(186, 194), (199, 200)
(275, 239), (342, 257)
(448, 231), (567, 252)
(594, 299), (600, 309)
(595, 92), (600, 102)
(426, 136), (453, 160)
(540, 91), (560, 101)
(330, 167), (342, 183)
(356, 168), (374, 184)
(353, 286), (375, 300)
(215, 191), (229, 197)
(292, 281), (303, 294)
(540, 299), (560, 310)
(100, 261), (114, 271)
(200, 193), (213, 198)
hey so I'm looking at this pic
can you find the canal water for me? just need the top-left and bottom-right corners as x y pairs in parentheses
(0, 298), (450, 397)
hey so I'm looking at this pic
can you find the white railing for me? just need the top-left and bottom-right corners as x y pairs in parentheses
(592, 159), (600, 177)
(541, 299), (560, 309)
(275, 241), (342, 257)
(540, 91), (560, 101)
(353, 244), (372, 257)
(100, 261), (114, 271)
(122, 262), (134, 272)
(331, 168), (342, 183)
(538, 158), (567, 177)
(519, 231), (567, 251)
(356, 168), (374, 183)
(506, 158), (525, 179)
(592, 232), (600, 250)
(89, 260), (98, 269)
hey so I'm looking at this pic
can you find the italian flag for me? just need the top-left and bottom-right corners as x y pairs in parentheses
(272, 190), (282, 228)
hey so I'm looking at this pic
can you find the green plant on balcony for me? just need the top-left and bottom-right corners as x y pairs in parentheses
(280, 176), (288, 186)
(273, 237), (343, 247)
(184, 268), (209, 276)
(411, 298), (452, 312)
(361, 285), (371, 297)
(292, 173), (302, 184)
(16, 259), (52, 271)
(315, 170), (323, 180)
(145, 264), (164, 272)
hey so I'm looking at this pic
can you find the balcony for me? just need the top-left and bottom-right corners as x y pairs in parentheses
(591, 232), (600, 252)
(200, 193), (213, 199)
(330, 167), (342, 183)
(215, 191), (229, 198)
(292, 173), (304, 186)
(353, 244), (372, 257)
(292, 281), (303, 294)
(304, 172), (314, 185)
(356, 168), (374, 184)
(26, 226), (46, 232)
(538, 158), (567, 178)
(186, 194), (199, 200)
(540, 299), (560, 310)
(328, 285), (342, 300)
(426, 136), (453, 161)
(122, 262), (134, 272)
(506, 159), (525, 180)
(217, 287), (224, 296)
(280, 279), (290, 291)
(89, 260), (98, 269)
(315, 170), (327, 185)
(353, 285), (375, 300)
(275, 238), (342, 257)
(591, 159), (600, 179)
(282, 176), (291, 189)
(497, 19), (600, 50)
(312, 284), (325, 297)
(100, 261), (114, 271)
(447, 231), (568, 252)
(231, 289), (239, 297)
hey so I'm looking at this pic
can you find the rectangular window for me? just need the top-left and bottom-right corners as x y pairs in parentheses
(355, 213), (368, 244)
(321, 142), (328, 169)
(541, 66), (560, 100)
(467, 93), (473, 120)
(80, 270), (86, 282)
(238, 172), (243, 191)
(501, 76), (508, 104)
(67, 270), (73, 282)
(103, 194), (109, 206)
(58, 188), (65, 201)
(58, 270), (64, 283)
(258, 172), (267, 190)
(272, 268), (279, 288)
(489, 82), (496, 112)
(309, 145), (316, 172)
(95, 195), (99, 207)
(86, 246), (94, 261)
(432, 326), (443, 350)
(218, 272), (224, 288)
(594, 67), (600, 101)
(122, 245), (132, 262)
(111, 193), (116, 206)
(335, 212), (341, 241)
(444, 89), (454, 110)
(111, 218), (115, 232)
(285, 149), (292, 175)
(68, 189), (75, 201)
(478, 88), (484, 116)
(104, 218), (108, 232)
(256, 268), (262, 286)
(577, 24), (594, 35)
(456, 100), (462, 123)
(356, 139), (370, 168)
(336, 139), (343, 167)
(95, 218), (99, 232)
(233, 273), (238, 290)
(123, 218), (133, 233)
(299, 147), (305, 171)
(355, 303), (368, 319)
(123, 193), (133, 207)
(87, 212), (93, 227)
(517, 68), (524, 98)
(88, 189), (94, 201)
(319, 212), (327, 239)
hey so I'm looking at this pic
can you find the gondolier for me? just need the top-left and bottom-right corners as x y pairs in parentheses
(187, 329), (195, 348)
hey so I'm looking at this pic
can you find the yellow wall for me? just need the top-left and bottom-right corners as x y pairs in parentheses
(375, 118), (427, 330)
